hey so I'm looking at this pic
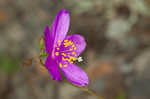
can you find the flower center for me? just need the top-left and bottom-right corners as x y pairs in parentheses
(54, 40), (78, 68)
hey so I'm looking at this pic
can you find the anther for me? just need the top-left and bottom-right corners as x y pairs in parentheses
(62, 53), (66, 56)
(57, 48), (60, 50)
(64, 40), (68, 42)
(58, 43), (61, 46)
(72, 45), (75, 48)
(72, 52), (75, 55)
(59, 63), (62, 68)
(64, 64), (67, 67)
(69, 48), (73, 51)
(70, 61), (73, 63)
(55, 52), (59, 56)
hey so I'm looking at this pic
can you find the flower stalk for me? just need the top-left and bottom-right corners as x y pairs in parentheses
(64, 80), (104, 99)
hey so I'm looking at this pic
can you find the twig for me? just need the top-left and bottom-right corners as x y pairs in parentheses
(64, 80), (104, 99)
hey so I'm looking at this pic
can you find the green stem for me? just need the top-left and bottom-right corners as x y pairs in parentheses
(64, 80), (104, 99)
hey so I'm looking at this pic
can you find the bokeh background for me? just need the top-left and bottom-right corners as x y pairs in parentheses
(1, 0), (150, 99)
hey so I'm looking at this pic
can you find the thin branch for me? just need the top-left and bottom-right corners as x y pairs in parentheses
(64, 80), (104, 99)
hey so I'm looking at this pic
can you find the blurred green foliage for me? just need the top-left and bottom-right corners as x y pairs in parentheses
(0, 56), (19, 74)
(116, 91), (126, 99)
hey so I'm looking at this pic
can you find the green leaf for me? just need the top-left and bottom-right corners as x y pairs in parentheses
(40, 54), (49, 58)
(38, 36), (44, 50)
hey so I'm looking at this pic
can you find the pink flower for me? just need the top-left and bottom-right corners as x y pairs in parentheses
(44, 10), (88, 86)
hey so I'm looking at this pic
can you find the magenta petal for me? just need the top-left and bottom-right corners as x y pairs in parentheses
(64, 34), (86, 56)
(51, 10), (70, 46)
(44, 26), (53, 54)
(45, 56), (62, 81)
(60, 63), (88, 86)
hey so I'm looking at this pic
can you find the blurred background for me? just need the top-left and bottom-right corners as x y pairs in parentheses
(1, 0), (150, 99)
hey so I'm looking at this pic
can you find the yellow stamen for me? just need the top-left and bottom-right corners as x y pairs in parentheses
(72, 45), (75, 48)
(63, 43), (66, 45)
(62, 57), (65, 61)
(67, 58), (74, 63)
(62, 53), (66, 56)
(57, 48), (59, 50)
(64, 64), (67, 67)
(74, 47), (76, 50)
(62, 57), (69, 61)
(69, 57), (77, 61)
(58, 43), (61, 46)
(69, 48), (73, 51)
(69, 40), (72, 44)
(55, 52), (59, 56)
(59, 63), (62, 68)
(70, 61), (73, 63)
(72, 52), (75, 55)
(64, 40), (68, 42)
